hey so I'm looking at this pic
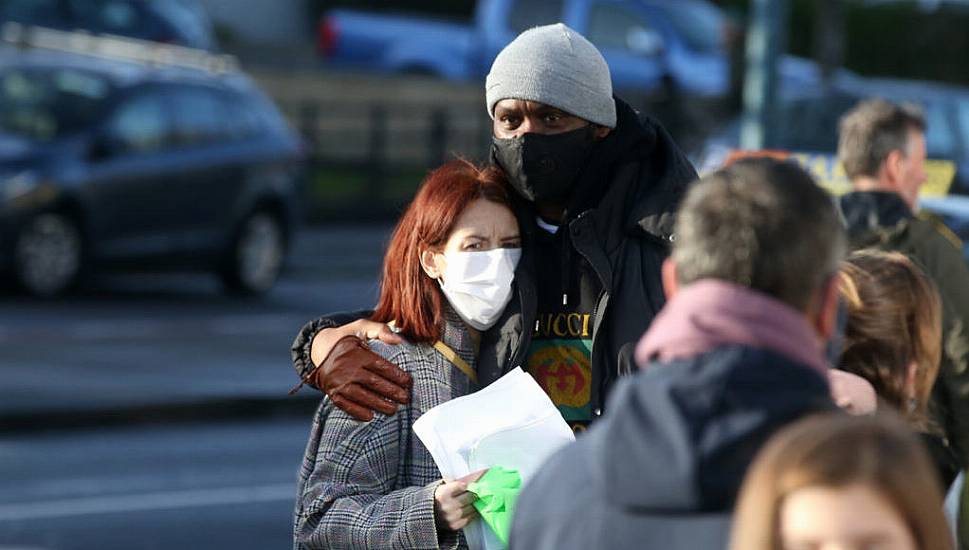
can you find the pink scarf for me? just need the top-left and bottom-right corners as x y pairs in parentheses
(636, 280), (828, 375)
(635, 280), (876, 414)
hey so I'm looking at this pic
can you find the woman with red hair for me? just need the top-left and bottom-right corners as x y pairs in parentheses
(293, 159), (521, 549)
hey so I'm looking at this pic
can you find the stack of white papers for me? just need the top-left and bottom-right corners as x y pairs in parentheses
(414, 367), (575, 550)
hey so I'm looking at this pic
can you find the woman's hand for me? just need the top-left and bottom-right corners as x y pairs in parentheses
(434, 480), (478, 531)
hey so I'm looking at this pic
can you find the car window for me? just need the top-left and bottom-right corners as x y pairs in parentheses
(222, 92), (266, 140)
(68, 0), (164, 38)
(0, 0), (67, 26)
(0, 67), (110, 141)
(587, 4), (660, 55)
(957, 100), (969, 158)
(774, 94), (858, 151)
(107, 92), (170, 153)
(923, 102), (956, 158)
(147, 0), (213, 50)
(655, 0), (724, 54)
(508, 0), (564, 34)
(170, 86), (228, 146)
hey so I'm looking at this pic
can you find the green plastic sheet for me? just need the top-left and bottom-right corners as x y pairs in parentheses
(467, 467), (522, 547)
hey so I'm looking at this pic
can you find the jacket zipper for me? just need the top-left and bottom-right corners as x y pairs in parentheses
(569, 211), (611, 416)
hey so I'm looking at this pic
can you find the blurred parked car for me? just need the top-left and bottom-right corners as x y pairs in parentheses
(0, 0), (217, 50)
(0, 31), (303, 297)
(697, 75), (969, 194)
(317, 0), (819, 100)
(696, 74), (969, 260)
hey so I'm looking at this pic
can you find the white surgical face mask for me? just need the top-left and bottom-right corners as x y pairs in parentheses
(437, 248), (521, 331)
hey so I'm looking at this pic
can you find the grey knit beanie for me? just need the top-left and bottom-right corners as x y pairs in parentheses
(486, 23), (616, 128)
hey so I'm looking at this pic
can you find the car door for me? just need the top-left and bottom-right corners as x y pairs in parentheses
(478, 0), (566, 76)
(85, 85), (192, 259)
(165, 84), (246, 253)
(577, 1), (667, 95)
(640, 1), (729, 98)
(0, 0), (73, 29)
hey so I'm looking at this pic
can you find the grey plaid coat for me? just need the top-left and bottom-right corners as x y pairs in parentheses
(293, 312), (476, 549)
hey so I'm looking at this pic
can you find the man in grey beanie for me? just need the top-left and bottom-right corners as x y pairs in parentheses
(291, 24), (697, 431)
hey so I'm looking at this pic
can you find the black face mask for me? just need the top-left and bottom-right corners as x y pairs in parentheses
(490, 126), (597, 203)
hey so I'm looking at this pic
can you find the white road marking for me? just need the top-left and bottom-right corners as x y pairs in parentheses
(0, 483), (294, 522)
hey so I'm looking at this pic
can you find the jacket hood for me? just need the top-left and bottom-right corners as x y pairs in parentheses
(624, 114), (695, 240)
(588, 347), (832, 512)
(563, 97), (652, 217)
(839, 191), (913, 238)
(635, 279), (829, 376)
(563, 97), (695, 240)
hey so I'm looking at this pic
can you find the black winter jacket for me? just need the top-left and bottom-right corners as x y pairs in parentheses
(510, 346), (835, 550)
(291, 97), (696, 415)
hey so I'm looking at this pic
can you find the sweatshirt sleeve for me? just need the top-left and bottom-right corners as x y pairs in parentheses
(294, 342), (460, 550)
(290, 309), (374, 383)
(294, 403), (458, 549)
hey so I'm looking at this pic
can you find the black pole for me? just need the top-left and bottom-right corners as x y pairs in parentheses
(428, 107), (448, 167)
(368, 104), (387, 198)
(740, 0), (789, 149)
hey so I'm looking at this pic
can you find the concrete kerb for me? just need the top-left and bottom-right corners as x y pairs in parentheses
(0, 394), (322, 434)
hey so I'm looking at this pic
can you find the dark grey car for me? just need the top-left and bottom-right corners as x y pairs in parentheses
(0, 49), (303, 296)
(0, 0), (217, 50)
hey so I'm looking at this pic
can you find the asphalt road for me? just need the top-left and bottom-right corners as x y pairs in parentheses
(0, 224), (393, 549)
(0, 225), (393, 420)
(0, 417), (311, 549)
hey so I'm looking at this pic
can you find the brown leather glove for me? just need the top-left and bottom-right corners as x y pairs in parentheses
(305, 335), (412, 421)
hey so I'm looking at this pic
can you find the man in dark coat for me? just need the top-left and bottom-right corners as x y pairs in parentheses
(510, 158), (845, 550)
(290, 24), (697, 431)
(836, 98), (969, 469)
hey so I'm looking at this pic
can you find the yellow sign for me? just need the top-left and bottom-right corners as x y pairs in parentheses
(721, 150), (956, 197)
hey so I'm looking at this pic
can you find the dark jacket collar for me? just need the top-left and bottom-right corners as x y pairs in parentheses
(563, 97), (654, 219)
(512, 97), (696, 243)
(635, 280), (828, 376)
(623, 109), (695, 240)
(839, 191), (914, 237)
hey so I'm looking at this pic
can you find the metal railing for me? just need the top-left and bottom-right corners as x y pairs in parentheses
(282, 98), (494, 220)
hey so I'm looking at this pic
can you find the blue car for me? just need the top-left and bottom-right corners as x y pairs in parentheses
(318, 0), (822, 103)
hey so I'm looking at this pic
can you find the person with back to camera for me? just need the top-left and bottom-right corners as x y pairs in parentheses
(838, 249), (960, 486)
(730, 413), (954, 550)
(293, 160), (521, 549)
(509, 158), (876, 550)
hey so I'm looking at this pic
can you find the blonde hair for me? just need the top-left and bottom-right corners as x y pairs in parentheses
(730, 413), (951, 550)
(838, 249), (942, 430)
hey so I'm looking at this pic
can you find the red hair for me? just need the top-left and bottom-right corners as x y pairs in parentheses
(371, 159), (513, 342)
